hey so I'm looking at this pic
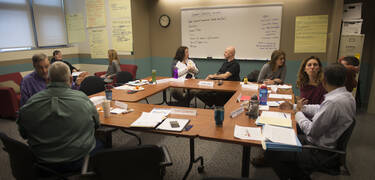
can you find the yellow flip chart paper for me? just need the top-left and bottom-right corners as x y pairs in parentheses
(294, 15), (328, 53)
(109, 0), (131, 19)
(88, 28), (109, 59)
(86, 0), (106, 28)
(66, 13), (85, 43)
(111, 19), (133, 52)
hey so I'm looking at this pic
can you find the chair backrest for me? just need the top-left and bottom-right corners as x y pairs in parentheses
(90, 145), (164, 180)
(0, 72), (22, 85)
(0, 132), (38, 180)
(337, 119), (356, 152)
(120, 64), (138, 80)
(246, 70), (260, 82)
(116, 71), (133, 85)
(79, 76), (105, 96)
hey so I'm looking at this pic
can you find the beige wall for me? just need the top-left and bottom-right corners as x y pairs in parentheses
(148, 0), (342, 61)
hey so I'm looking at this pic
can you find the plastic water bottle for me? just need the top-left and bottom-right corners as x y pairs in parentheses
(259, 84), (268, 105)
(152, 69), (156, 83)
(173, 67), (178, 79)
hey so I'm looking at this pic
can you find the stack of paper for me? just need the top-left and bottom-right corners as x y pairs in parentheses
(257, 111), (292, 127)
(156, 118), (190, 132)
(114, 85), (144, 91)
(170, 108), (197, 116)
(156, 78), (173, 84)
(90, 96), (105, 106)
(269, 94), (292, 100)
(130, 112), (166, 128)
(234, 125), (263, 141)
(262, 124), (301, 151)
(126, 80), (149, 86)
(241, 83), (258, 90)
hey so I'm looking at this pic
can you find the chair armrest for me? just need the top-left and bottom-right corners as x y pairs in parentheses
(303, 145), (345, 154)
(160, 145), (173, 167)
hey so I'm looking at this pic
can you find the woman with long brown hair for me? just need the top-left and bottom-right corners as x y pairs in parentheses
(257, 50), (286, 85)
(101, 49), (121, 80)
(296, 56), (326, 104)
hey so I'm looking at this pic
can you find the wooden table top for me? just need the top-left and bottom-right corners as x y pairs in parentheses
(95, 77), (296, 146)
(99, 102), (213, 138)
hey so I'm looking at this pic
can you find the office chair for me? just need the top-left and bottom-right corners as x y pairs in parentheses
(120, 64), (138, 80)
(81, 145), (173, 180)
(79, 76), (105, 96)
(0, 132), (78, 180)
(115, 71), (134, 86)
(303, 118), (356, 176)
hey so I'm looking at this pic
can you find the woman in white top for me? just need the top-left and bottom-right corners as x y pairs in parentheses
(170, 46), (199, 106)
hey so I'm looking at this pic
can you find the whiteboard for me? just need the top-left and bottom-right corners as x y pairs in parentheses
(181, 4), (282, 60)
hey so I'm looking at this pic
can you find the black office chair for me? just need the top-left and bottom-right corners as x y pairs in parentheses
(79, 76), (105, 96)
(0, 132), (78, 180)
(303, 118), (356, 176)
(115, 71), (134, 86)
(81, 145), (173, 180)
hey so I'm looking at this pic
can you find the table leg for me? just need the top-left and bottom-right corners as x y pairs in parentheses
(183, 138), (204, 180)
(241, 145), (251, 177)
(155, 89), (168, 105)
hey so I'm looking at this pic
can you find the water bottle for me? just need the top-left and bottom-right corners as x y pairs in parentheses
(173, 67), (178, 79)
(152, 69), (156, 83)
(248, 95), (259, 119)
(259, 84), (268, 105)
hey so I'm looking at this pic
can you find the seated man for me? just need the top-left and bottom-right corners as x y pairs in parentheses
(17, 62), (101, 173)
(197, 46), (240, 107)
(20, 53), (88, 106)
(266, 64), (356, 180)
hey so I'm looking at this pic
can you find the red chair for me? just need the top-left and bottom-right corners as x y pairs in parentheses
(94, 64), (138, 80)
(0, 72), (22, 119)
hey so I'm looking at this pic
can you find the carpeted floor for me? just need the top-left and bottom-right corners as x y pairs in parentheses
(1, 91), (374, 180)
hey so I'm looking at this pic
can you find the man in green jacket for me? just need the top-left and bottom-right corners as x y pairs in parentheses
(17, 61), (100, 173)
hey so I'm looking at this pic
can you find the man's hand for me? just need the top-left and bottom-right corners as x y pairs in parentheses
(76, 71), (89, 86)
(279, 101), (293, 110)
(296, 98), (308, 111)
(273, 78), (282, 84)
(264, 79), (275, 85)
(205, 74), (214, 80)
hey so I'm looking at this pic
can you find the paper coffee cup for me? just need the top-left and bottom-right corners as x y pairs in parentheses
(102, 100), (110, 118)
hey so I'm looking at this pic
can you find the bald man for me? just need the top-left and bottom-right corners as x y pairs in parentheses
(198, 47), (241, 107)
(205, 46), (240, 81)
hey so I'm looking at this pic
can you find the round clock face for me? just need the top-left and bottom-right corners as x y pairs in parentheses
(159, 15), (170, 28)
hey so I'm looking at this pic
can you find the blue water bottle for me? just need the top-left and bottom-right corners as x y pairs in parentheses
(173, 67), (178, 79)
(259, 84), (268, 105)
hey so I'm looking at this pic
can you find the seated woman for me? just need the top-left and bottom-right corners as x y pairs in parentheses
(338, 56), (360, 92)
(296, 56), (327, 104)
(51, 50), (79, 73)
(170, 46), (199, 106)
(257, 50), (287, 85)
(101, 49), (121, 83)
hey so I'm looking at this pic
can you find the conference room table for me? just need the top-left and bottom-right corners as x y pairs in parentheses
(92, 77), (296, 179)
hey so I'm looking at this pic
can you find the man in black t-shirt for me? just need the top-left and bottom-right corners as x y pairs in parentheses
(205, 46), (240, 81)
(198, 46), (241, 107)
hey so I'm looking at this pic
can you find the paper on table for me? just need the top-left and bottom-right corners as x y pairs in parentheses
(267, 101), (285, 107)
(170, 108), (197, 116)
(259, 105), (269, 111)
(110, 108), (127, 114)
(198, 81), (214, 87)
(269, 94), (292, 100)
(258, 111), (292, 127)
(126, 80), (149, 86)
(262, 125), (297, 146)
(90, 96), (105, 106)
(234, 125), (263, 141)
(150, 108), (171, 116)
(114, 85), (144, 91)
(156, 118), (190, 132)
(156, 78), (173, 84)
(241, 83), (258, 90)
(72, 72), (83, 77)
(130, 112), (166, 128)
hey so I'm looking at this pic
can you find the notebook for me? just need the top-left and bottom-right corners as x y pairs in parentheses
(156, 118), (190, 132)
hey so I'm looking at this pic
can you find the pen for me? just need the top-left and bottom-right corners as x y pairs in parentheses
(247, 130), (251, 137)
(283, 113), (287, 119)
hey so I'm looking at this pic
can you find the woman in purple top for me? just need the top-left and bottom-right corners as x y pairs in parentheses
(296, 56), (327, 104)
